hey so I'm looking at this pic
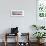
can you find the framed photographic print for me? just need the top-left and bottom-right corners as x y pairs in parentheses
(11, 10), (24, 16)
(36, 0), (46, 26)
(37, 0), (46, 19)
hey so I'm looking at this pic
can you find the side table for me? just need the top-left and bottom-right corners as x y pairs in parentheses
(4, 33), (18, 46)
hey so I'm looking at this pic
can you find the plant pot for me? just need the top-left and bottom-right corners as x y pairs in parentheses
(37, 39), (40, 43)
(40, 39), (45, 43)
(37, 39), (45, 44)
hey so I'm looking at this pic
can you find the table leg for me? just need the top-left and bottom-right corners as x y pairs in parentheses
(4, 34), (7, 46)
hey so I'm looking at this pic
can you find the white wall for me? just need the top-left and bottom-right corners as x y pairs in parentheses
(0, 0), (36, 42)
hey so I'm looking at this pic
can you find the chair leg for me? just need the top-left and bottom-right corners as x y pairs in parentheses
(4, 41), (7, 46)
(16, 34), (18, 46)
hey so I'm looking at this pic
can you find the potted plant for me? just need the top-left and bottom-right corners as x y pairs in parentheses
(33, 32), (46, 43)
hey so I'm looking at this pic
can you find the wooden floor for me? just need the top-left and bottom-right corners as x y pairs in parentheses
(0, 42), (46, 46)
